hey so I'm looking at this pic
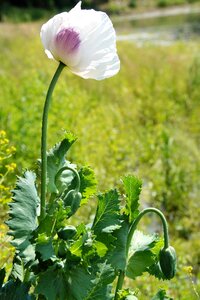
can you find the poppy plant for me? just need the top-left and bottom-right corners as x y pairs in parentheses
(40, 2), (120, 219)
(0, 2), (176, 298)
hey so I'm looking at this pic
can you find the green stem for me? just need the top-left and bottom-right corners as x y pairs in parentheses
(127, 207), (169, 252)
(40, 62), (65, 220)
(114, 207), (169, 299)
(114, 271), (125, 300)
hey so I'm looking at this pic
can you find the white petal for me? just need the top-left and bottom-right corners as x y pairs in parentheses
(40, 12), (69, 58)
(69, 1), (82, 14)
(68, 10), (120, 79)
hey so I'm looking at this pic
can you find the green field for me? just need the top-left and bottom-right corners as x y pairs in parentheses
(0, 22), (200, 299)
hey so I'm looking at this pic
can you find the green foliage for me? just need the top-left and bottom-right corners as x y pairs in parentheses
(92, 189), (121, 235)
(126, 231), (163, 279)
(0, 279), (31, 300)
(123, 175), (142, 222)
(6, 171), (39, 262)
(79, 166), (97, 205)
(47, 133), (76, 194)
(1, 134), (175, 299)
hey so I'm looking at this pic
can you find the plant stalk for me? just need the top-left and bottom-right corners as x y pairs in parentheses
(127, 207), (169, 252)
(114, 271), (125, 300)
(114, 207), (169, 299)
(40, 62), (65, 220)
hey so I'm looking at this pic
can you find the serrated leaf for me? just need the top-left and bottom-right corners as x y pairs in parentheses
(47, 134), (76, 193)
(147, 263), (167, 280)
(11, 256), (24, 281)
(108, 218), (130, 271)
(129, 230), (158, 253)
(79, 166), (97, 205)
(35, 266), (68, 300)
(69, 267), (95, 300)
(123, 175), (142, 222)
(126, 250), (156, 279)
(126, 231), (161, 279)
(92, 189), (121, 235)
(152, 289), (173, 300)
(6, 171), (39, 258)
(84, 262), (115, 300)
(36, 238), (55, 261)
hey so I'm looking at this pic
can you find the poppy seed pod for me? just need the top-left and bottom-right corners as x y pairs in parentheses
(40, 1), (120, 80)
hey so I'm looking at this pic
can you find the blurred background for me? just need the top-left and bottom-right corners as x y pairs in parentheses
(0, 0), (200, 299)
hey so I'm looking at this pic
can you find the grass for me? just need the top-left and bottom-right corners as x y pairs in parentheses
(0, 22), (200, 299)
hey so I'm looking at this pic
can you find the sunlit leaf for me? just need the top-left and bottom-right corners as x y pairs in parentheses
(6, 171), (39, 261)
(47, 133), (76, 193)
(92, 189), (121, 235)
(84, 262), (115, 300)
(107, 218), (129, 271)
(126, 230), (162, 279)
(79, 166), (97, 205)
(123, 175), (142, 222)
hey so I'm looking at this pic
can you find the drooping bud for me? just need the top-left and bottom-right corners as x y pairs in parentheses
(58, 225), (77, 241)
(159, 246), (177, 279)
(64, 189), (82, 217)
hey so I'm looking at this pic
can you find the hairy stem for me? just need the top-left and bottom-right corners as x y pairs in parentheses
(40, 62), (65, 220)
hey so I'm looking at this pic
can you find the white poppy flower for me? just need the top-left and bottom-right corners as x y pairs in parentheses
(40, 1), (120, 80)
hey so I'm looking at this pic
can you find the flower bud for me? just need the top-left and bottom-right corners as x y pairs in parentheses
(159, 246), (177, 279)
(58, 225), (77, 241)
(64, 189), (82, 217)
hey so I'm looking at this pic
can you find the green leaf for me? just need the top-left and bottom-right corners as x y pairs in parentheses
(11, 256), (25, 281)
(6, 171), (39, 257)
(108, 218), (130, 271)
(95, 241), (108, 257)
(36, 238), (55, 261)
(0, 279), (31, 300)
(79, 166), (97, 205)
(69, 266), (95, 300)
(47, 134), (76, 193)
(127, 250), (155, 279)
(123, 175), (142, 222)
(35, 265), (68, 300)
(152, 289), (173, 300)
(92, 189), (121, 235)
(147, 263), (166, 280)
(84, 262), (115, 300)
(126, 230), (162, 279)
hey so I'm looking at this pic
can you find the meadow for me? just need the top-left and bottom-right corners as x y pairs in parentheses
(0, 21), (200, 299)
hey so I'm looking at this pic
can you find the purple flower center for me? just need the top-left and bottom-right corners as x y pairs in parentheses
(55, 28), (81, 53)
